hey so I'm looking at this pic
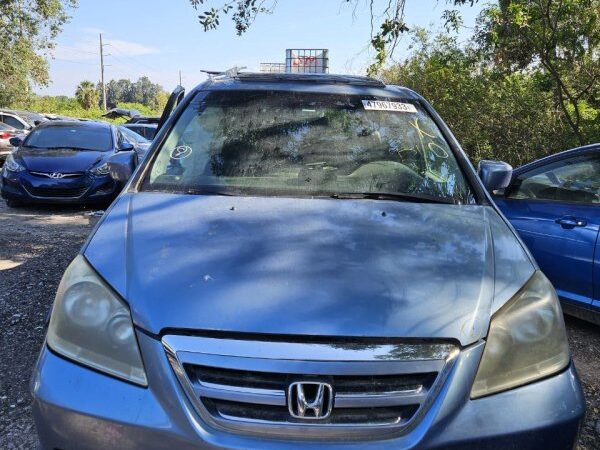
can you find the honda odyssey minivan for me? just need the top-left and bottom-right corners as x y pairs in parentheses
(32, 73), (585, 449)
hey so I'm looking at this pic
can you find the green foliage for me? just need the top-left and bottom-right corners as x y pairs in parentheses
(382, 29), (592, 167)
(190, 0), (276, 35)
(475, 0), (600, 144)
(75, 80), (99, 110)
(18, 95), (162, 123)
(101, 77), (167, 109)
(0, 0), (77, 107)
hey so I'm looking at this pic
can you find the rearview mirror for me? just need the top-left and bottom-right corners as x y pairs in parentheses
(478, 160), (513, 192)
(9, 137), (23, 147)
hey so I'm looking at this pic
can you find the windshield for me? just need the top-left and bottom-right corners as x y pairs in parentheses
(142, 90), (474, 203)
(120, 126), (149, 144)
(25, 124), (113, 151)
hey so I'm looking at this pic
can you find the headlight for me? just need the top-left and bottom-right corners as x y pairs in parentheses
(91, 162), (110, 176)
(5, 154), (25, 172)
(47, 255), (147, 386)
(471, 271), (569, 398)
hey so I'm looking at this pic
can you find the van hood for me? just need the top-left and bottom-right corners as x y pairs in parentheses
(85, 192), (534, 345)
(17, 147), (106, 173)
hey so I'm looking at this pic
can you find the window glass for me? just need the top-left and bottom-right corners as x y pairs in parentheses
(2, 115), (25, 130)
(142, 90), (474, 203)
(24, 124), (113, 151)
(120, 126), (149, 144)
(508, 154), (600, 203)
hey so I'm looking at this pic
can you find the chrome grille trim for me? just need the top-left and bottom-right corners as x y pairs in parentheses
(29, 171), (83, 178)
(163, 335), (459, 440)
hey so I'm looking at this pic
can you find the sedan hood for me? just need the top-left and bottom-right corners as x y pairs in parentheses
(85, 193), (534, 345)
(18, 148), (106, 172)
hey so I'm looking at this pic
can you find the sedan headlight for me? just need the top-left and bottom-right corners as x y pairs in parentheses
(91, 162), (110, 176)
(47, 255), (147, 386)
(4, 154), (25, 172)
(471, 271), (570, 398)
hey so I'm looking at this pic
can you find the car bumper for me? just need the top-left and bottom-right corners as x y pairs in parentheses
(1, 170), (120, 204)
(32, 332), (585, 450)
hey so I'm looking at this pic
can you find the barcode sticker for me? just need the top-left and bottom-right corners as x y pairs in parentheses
(362, 100), (417, 113)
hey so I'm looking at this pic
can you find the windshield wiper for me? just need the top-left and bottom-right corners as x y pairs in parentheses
(331, 192), (458, 204)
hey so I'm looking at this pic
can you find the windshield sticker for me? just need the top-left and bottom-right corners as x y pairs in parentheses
(362, 100), (417, 113)
(170, 145), (193, 160)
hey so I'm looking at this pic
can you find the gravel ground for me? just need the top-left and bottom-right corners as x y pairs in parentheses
(0, 201), (599, 449)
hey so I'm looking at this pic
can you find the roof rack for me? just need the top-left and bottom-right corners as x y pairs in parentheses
(201, 66), (247, 79)
(232, 72), (386, 87)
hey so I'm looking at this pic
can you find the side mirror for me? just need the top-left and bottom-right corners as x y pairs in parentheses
(118, 141), (135, 152)
(107, 152), (136, 184)
(9, 137), (23, 147)
(478, 160), (513, 192)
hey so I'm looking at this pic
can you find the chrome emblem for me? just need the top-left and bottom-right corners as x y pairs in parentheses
(288, 381), (333, 420)
(49, 172), (65, 179)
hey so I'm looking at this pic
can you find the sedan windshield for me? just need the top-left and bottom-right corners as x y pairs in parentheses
(25, 124), (112, 151)
(142, 90), (474, 203)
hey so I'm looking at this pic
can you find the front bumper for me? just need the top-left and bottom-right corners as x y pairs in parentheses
(31, 331), (585, 450)
(1, 169), (120, 204)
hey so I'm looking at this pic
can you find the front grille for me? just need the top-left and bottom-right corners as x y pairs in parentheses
(30, 171), (84, 179)
(25, 185), (88, 198)
(206, 399), (419, 425)
(163, 335), (457, 440)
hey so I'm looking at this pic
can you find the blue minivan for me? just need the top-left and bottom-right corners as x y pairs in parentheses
(494, 144), (599, 324)
(31, 73), (585, 449)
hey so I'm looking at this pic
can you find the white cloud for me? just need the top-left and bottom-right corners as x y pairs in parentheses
(51, 36), (158, 62)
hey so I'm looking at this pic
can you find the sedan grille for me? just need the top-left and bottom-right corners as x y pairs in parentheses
(163, 335), (457, 440)
(24, 185), (88, 198)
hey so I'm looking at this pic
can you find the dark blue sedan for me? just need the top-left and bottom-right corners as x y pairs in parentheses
(1, 120), (138, 207)
(494, 144), (600, 324)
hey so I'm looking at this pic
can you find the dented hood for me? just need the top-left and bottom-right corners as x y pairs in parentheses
(84, 192), (534, 345)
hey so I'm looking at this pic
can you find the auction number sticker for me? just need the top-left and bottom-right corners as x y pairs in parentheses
(362, 100), (417, 113)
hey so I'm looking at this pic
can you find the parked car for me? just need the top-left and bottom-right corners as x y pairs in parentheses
(122, 122), (158, 140)
(494, 144), (600, 325)
(119, 125), (152, 159)
(1, 120), (137, 207)
(32, 73), (584, 449)
(0, 109), (47, 131)
(0, 123), (20, 163)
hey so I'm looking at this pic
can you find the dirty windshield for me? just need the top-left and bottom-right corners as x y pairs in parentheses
(142, 90), (474, 203)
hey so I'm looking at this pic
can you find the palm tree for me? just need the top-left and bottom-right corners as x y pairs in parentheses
(75, 81), (99, 110)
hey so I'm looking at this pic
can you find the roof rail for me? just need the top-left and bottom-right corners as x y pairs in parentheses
(233, 72), (386, 87)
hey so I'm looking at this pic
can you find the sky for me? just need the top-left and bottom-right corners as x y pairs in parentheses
(38, 0), (484, 96)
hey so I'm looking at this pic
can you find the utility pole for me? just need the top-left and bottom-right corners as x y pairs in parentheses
(179, 70), (182, 87)
(99, 33), (107, 111)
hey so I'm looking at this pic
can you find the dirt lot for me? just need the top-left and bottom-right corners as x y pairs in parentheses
(0, 201), (599, 449)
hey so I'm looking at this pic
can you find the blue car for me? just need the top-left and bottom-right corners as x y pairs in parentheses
(494, 144), (600, 324)
(32, 73), (584, 449)
(1, 120), (138, 207)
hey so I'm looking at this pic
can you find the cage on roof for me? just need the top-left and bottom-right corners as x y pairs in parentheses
(285, 49), (329, 74)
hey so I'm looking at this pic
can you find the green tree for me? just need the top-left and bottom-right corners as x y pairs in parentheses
(101, 77), (164, 108)
(476, 0), (600, 145)
(0, 0), (77, 107)
(383, 29), (575, 166)
(75, 81), (99, 110)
